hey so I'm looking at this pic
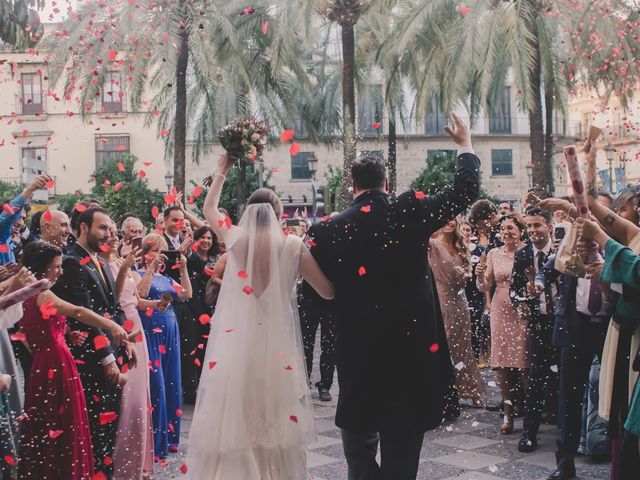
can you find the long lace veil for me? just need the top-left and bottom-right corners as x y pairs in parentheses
(187, 203), (315, 479)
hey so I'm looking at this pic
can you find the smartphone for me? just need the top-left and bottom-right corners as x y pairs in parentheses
(130, 236), (143, 251)
(554, 226), (566, 240)
(161, 250), (181, 271)
(284, 219), (300, 227)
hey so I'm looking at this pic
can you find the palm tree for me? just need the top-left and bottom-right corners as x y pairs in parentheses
(45, 0), (315, 207)
(318, 0), (371, 206)
(379, 0), (639, 198)
(0, 0), (44, 47)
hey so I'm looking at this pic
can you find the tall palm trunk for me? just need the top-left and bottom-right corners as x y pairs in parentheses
(173, 15), (189, 193)
(527, 20), (548, 198)
(339, 23), (357, 208)
(544, 90), (555, 196)
(387, 104), (397, 196)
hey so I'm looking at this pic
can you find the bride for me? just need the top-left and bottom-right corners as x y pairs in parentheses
(186, 152), (335, 479)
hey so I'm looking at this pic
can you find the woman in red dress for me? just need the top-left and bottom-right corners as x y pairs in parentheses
(18, 241), (128, 479)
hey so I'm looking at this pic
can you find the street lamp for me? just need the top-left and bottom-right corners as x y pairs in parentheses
(164, 171), (174, 192)
(605, 143), (615, 193)
(525, 163), (533, 190)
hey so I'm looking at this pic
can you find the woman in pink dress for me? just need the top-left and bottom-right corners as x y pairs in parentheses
(429, 218), (486, 407)
(476, 214), (528, 434)
(100, 222), (155, 479)
(18, 241), (129, 480)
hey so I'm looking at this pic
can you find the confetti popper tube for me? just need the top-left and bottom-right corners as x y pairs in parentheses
(563, 145), (599, 264)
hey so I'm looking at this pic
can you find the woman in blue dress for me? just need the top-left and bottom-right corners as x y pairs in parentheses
(136, 233), (192, 461)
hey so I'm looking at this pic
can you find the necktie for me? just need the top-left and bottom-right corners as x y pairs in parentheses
(537, 251), (552, 314)
(91, 257), (108, 287)
(537, 251), (545, 271)
(588, 280), (603, 315)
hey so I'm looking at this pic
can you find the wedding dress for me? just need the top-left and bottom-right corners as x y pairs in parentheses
(187, 204), (320, 480)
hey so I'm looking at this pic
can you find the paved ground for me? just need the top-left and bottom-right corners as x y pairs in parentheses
(154, 344), (611, 479)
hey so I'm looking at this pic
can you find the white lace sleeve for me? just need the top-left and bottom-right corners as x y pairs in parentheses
(0, 302), (23, 330)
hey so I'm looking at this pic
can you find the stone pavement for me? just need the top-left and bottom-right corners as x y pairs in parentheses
(154, 374), (611, 479)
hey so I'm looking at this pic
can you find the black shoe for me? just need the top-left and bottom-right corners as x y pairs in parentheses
(546, 468), (576, 480)
(517, 432), (538, 452)
(318, 388), (332, 402)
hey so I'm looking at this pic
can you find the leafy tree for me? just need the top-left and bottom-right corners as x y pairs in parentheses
(0, 0), (44, 48)
(0, 180), (23, 202)
(411, 151), (495, 202)
(189, 165), (276, 224)
(323, 165), (344, 213)
(89, 155), (164, 226)
(54, 191), (85, 214)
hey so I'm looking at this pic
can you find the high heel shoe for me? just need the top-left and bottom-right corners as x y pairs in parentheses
(500, 404), (514, 434)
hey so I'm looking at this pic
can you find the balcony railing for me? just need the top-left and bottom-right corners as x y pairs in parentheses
(15, 93), (47, 116)
(355, 114), (570, 138)
(568, 121), (633, 142)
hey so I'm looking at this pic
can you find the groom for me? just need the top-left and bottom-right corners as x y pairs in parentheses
(309, 114), (480, 480)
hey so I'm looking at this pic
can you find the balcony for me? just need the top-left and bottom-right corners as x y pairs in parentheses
(15, 93), (47, 118)
(568, 121), (634, 143)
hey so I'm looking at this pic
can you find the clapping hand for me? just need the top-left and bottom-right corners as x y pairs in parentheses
(5, 267), (37, 295)
(0, 263), (19, 282)
(444, 113), (471, 148)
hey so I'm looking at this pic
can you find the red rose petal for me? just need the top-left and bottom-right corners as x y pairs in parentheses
(176, 408), (183, 417)
(114, 182), (123, 191)
(243, 285), (254, 295)
(237, 270), (248, 279)
(429, 343), (439, 353)
(45, 179), (55, 189)
(194, 358), (202, 367)
(159, 344), (167, 354)
(151, 205), (160, 219)
(198, 314), (211, 325)
(280, 129), (294, 143)
(4, 455), (16, 466)
(103, 456), (112, 466)
(289, 142), (300, 156)
(117, 162), (125, 172)
(360, 205), (371, 213)
(43, 210), (52, 222)
(358, 266), (367, 276)
(93, 335), (110, 351)
(47, 369), (54, 380)
(48, 429), (64, 439)
(123, 319), (134, 332)
(459, 5), (469, 14)
(192, 185), (203, 198)
(1, 204), (15, 215)
(80, 256), (92, 266)
(208, 361), (217, 369)
(74, 204), (88, 213)
(9, 332), (26, 342)
(289, 415), (298, 423)
(415, 191), (426, 200)
(98, 411), (118, 425)
(160, 129), (170, 136)
(93, 472), (107, 480)
(180, 463), (188, 474)
(371, 122), (381, 129)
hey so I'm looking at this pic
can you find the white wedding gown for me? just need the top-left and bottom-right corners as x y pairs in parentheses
(187, 204), (317, 480)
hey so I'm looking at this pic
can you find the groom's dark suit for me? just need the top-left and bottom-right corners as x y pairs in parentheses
(310, 151), (480, 479)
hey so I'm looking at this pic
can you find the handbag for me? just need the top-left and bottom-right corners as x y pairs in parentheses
(554, 222), (587, 278)
(204, 276), (219, 306)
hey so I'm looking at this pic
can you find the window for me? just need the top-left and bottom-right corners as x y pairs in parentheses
(102, 72), (123, 113)
(21, 73), (43, 115)
(21, 147), (47, 182)
(291, 151), (314, 180)
(491, 149), (513, 176)
(293, 118), (309, 139)
(360, 150), (384, 162)
(95, 136), (130, 167)
(425, 95), (449, 135)
(489, 87), (511, 134)
(358, 85), (383, 135)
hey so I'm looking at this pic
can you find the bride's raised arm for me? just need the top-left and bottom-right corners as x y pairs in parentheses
(203, 152), (238, 242)
(299, 244), (335, 300)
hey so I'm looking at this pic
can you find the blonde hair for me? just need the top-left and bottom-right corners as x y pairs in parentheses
(444, 217), (471, 274)
(141, 233), (168, 255)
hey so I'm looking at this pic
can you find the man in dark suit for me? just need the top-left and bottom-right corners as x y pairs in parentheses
(52, 207), (135, 480)
(309, 114), (480, 480)
(510, 207), (558, 453)
(163, 205), (200, 403)
(536, 251), (611, 480)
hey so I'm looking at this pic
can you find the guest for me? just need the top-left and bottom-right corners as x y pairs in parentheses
(40, 210), (72, 250)
(121, 216), (145, 245)
(183, 226), (220, 400)
(510, 207), (559, 453)
(429, 218), (485, 406)
(51, 207), (133, 480)
(477, 213), (528, 434)
(137, 233), (192, 460)
(19, 240), (128, 480)
(100, 223), (154, 480)
(467, 200), (500, 366)
(498, 201), (513, 216)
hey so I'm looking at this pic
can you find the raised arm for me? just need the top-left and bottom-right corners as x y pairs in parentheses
(203, 152), (239, 243)
(585, 139), (640, 245)
(299, 244), (335, 300)
(38, 290), (127, 345)
(412, 114), (481, 235)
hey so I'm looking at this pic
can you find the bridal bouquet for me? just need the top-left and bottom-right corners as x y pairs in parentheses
(218, 117), (269, 164)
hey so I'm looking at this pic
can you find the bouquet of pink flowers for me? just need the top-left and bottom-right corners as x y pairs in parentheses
(218, 117), (269, 163)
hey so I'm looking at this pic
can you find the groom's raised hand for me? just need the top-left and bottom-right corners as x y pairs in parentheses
(443, 112), (472, 149)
